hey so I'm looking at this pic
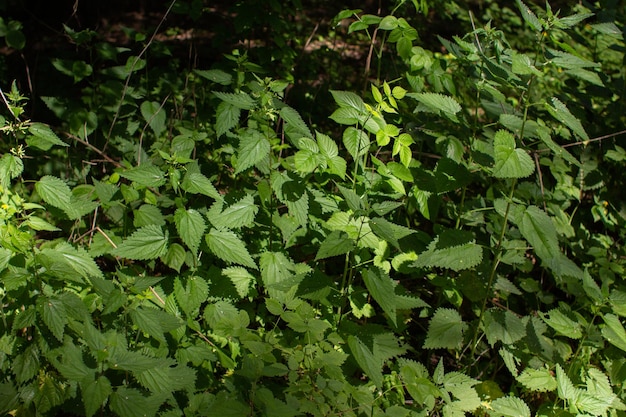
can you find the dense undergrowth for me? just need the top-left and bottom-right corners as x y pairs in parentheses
(0, 0), (625, 416)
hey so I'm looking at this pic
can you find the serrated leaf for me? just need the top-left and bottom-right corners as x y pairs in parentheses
(112, 225), (169, 260)
(294, 149), (324, 174)
(208, 194), (258, 229)
(24, 216), (61, 231)
(424, 308), (466, 349)
(484, 309), (526, 346)
(516, 0), (542, 31)
(414, 231), (482, 272)
(490, 396), (531, 417)
(369, 217), (415, 249)
(110, 387), (158, 417)
(174, 275), (209, 316)
(194, 69), (233, 85)
(235, 129), (271, 174)
(317, 131), (338, 158)
(54, 242), (103, 278)
(362, 268), (398, 326)
(13, 345), (39, 384)
(602, 314), (626, 352)
(541, 308), (583, 339)
(315, 230), (355, 260)
(181, 171), (221, 200)
(81, 376), (112, 417)
(556, 364), (579, 401)
(27, 123), (68, 150)
(280, 105), (313, 139)
(347, 335), (383, 388)
(517, 368), (557, 392)
(222, 267), (254, 298)
(330, 90), (366, 112)
(174, 208), (206, 255)
(140, 101), (166, 137)
(36, 175), (72, 210)
(493, 130), (534, 178)
(343, 127), (370, 159)
(162, 243), (186, 272)
(216, 101), (240, 137)
(133, 204), (164, 228)
(260, 251), (297, 298)
(213, 91), (256, 110)
(546, 97), (589, 141)
(119, 165), (166, 187)
(130, 306), (183, 343)
(408, 92), (461, 122)
(204, 300), (250, 337)
(0, 154), (23, 188)
(205, 228), (256, 269)
(41, 296), (67, 341)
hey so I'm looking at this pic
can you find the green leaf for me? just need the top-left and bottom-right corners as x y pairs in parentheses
(601, 313), (626, 352)
(315, 230), (355, 260)
(516, 368), (557, 392)
(205, 228), (256, 269)
(23, 216), (61, 231)
(414, 230), (482, 272)
(110, 387), (158, 417)
(112, 225), (169, 260)
(280, 105), (313, 140)
(216, 101), (240, 137)
(204, 300), (250, 337)
(490, 396), (531, 417)
(343, 127), (370, 159)
(41, 296), (67, 341)
(330, 90), (366, 112)
(174, 208), (206, 255)
(516, 0), (542, 31)
(13, 345), (39, 383)
(181, 171), (221, 200)
(546, 97), (589, 141)
(54, 242), (103, 278)
(260, 251), (297, 298)
(362, 268), (398, 326)
(484, 309), (526, 346)
(140, 101), (166, 137)
(174, 275), (209, 316)
(194, 69), (233, 85)
(81, 376), (112, 417)
(424, 308), (466, 349)
(408, 92), (461, 122)
(130, 306), (183, 343)
(208, 195), (258, 229)
(222, 266), (254, 298)
(0, 154), (23, 188)
(213, 91), (256, 110)
(162, 243), (186, 272)
(347, 335), (384, 388)
(36, 175), (72, 210)
(133, 204), (164, 227)
(119, 165), (166, 188)
(541, 308), (583, 339)
(0, 382), (19, 416)
(235, 129), (271, 174)
(27, 123), (68, 150)
(369, 217), (415, 249)
(492, 130), (534, 178)
(556, 364), (579, 402)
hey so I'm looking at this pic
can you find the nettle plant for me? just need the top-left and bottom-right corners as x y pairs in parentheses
(0, 1), (625, 416)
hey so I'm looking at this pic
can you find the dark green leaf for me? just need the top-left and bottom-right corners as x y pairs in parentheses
(112, 225), (169, 260)
(140, 101), (166, 137)
(315, 230), (354, 260)
(0, 154), (23, 188)
(119, 165), (166, 188)
(174, 208), (206, 255)
(81, 376), (112, 417)
(348, 335), (383, 388)
(213, 91), (256, 110)
(362, 268), (398, 326)
(27, 123), (68, 150)
(205, 228), (256, 269)
(424, 308), (466, 349)
(492, 130), (534, 178)
(216, 102), (240, 137)
(110, 387), (158, 417)
(235, 129), (271, 174)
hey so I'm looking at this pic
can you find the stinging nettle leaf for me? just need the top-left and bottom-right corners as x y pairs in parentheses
(492, 130), (534, 179)
(27, 122), (68, 150)
(112, 224), (169, 260)
(213, 91), (256, 110)
(546, 97), (589, 141)
(208, 194), (258, 229)
(36, 175), (72, 210)
(490, 396), (531, 417)
(235, 129), (271, 174)
(601, 313), (626, 353)
(424, 308), (467, 349)
(215, 101), (240, 137)
(174, 208), (206, 255)
(119, 165), (166, 188)
(362, 268), (398, 326)
(516, 0), (542, 31)
(205, 228), (256, 269)
(517, 368), (557, 392)
(407, 92), (461, 122)
(315, 230), (355, 260)
(140, 101), (166, 137)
